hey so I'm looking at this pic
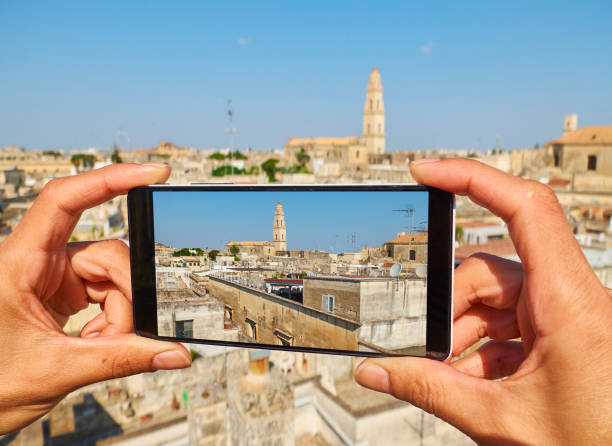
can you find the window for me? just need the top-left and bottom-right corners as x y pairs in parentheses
(370, 99), (373, 111)
(588, 155), (597, 171)
(274, 329), (293, 346)
(245, 318), (257, 340)
(409, 250), (416, 261)
(377, 99), (380, 110)
(224, 305), (233, 320)
(322, 294), (335, 313)
(367, 124), (371, 134)
(378, 123), (381, 134)
(175, 320), (193, 338)
(356, 150), (359, 158)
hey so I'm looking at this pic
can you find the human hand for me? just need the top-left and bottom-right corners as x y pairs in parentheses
(355, 159), (612, 445)
(0, 164), (191, 434)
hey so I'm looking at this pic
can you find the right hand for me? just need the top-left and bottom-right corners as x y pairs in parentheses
(355, 159), (612, 445)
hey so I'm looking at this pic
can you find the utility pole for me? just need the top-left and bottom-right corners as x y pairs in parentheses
(225, 100), (236, 174)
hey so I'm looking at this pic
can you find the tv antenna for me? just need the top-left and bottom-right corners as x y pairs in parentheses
(225, 100), (236, 173)
(393, 206), (415, 233)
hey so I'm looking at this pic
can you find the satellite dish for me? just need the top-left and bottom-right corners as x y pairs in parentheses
(377, 264), (383, 272)
(390, 263), (402, 278)
(416, 264), (428, 278)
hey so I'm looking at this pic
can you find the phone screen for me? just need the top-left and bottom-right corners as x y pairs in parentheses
(151, 189), (430, 356)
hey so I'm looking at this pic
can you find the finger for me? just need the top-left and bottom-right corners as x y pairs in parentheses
(56, 335), (191, 393)
(411, 159), (589, 277)
(79, 282), (133, 336)
(11, 163), (170, 251)
(80, 311), (107, 338)
(452, 304), (519, 357)
(67, 241), (131, 297)
(454, 253), (523, 318)
(355, 357), (505, 440)
(46, 240), (132, 319)
(412, 158), (605, 330)
(452, 340), (525, 379)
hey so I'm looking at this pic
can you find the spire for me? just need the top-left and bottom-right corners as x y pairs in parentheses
(367, 66), (382, 92)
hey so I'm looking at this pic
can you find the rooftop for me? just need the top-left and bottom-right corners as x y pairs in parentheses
(385, 232), (428, 244)
(549, 125), (612, 145)
(285, 136), (360, 147)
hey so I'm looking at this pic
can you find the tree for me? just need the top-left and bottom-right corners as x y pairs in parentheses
(111, 144), (123, 163)
(455, 225), (464, 242)
(296, 147), (310, 167)
(229, 245), (240, 256)
(208, 249), (220, 261)
(208, 152), (226, 160)
(261, 158), (279, 183)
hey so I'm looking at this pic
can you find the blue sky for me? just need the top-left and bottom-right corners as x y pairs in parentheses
(1, 1), (611, 151)
(153, 190), (428, 252)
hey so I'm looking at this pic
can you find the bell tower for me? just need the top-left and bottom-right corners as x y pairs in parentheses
(363, 66), (385, 154)
(273, 201), (287, 253)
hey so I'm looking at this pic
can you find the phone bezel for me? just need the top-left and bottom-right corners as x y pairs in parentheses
(128, 184), (453, 360)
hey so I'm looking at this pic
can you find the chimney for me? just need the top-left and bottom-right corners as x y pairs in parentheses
(563, 114), (578, 135)
(248, 350), (270, 375)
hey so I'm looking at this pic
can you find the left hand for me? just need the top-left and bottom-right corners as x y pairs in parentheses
(0, 163), (192, 434)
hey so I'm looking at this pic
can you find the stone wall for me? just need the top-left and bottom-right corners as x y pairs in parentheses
(209, 277), (360, 351)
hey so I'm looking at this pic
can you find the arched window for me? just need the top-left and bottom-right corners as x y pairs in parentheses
(367, 124), (371, 134)
(378, 123), (381, 133)
(377, 100), (380, 110)
(370, 99), (373, 111)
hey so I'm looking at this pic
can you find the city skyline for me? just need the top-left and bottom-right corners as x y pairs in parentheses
(153, 190), (428, 252)
(2, 2), (611, 151)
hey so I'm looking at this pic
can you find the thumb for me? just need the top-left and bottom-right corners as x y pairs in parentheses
(58, 334), (191, 391)
(355, 357), (501, 438)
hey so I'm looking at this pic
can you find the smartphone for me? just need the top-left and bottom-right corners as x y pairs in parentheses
(128, 184), (454, 360)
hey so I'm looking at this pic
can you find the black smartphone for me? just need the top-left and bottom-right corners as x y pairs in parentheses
(128, 185), (454, 360)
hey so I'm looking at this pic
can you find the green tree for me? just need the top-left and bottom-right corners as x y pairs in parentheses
(208, 249), (220, 261)
(208, 152), (226, 160)
(111, 144), (123, 163)
(70, 154), (96, 169)
(261, 158), (279, 183)
(296, 147), (310, 167)
(455, 226), (464, 242)
(229, 245), (240, 256)
(232, 150), (247, 160)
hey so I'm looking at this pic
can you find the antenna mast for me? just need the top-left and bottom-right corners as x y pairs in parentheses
(225, 100), (236, 174)
(393, 207), (415, 233)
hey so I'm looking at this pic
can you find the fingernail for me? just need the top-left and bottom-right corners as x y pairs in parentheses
(142, 163), (168, 169)
(84, 331), (101, 338)
(355, 363), (390, 394)
(152, 350), (192, 371)
(411, 158), (439, 165)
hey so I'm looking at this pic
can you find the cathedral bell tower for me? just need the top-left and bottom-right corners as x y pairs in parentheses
(273, 201), (287, 253)
(363, 66), (385, 154)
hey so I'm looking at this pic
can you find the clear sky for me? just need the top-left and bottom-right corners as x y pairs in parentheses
(152, 190), (428, 252)
(1, 1), (611, 151)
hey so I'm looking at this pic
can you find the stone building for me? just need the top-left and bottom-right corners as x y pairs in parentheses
(303, 276), (427, 354)
(363, 66), (385, 155)
(382, 232), (428, 263)
(273, 201), (288, 253)
(225, 240), (275, 258)
(226, 201), (288, 257)
(548, 114), (612, 175)
(284, 67), (386, 167)
(207, 273), (426, 354)
(227, 350), (294, 446)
